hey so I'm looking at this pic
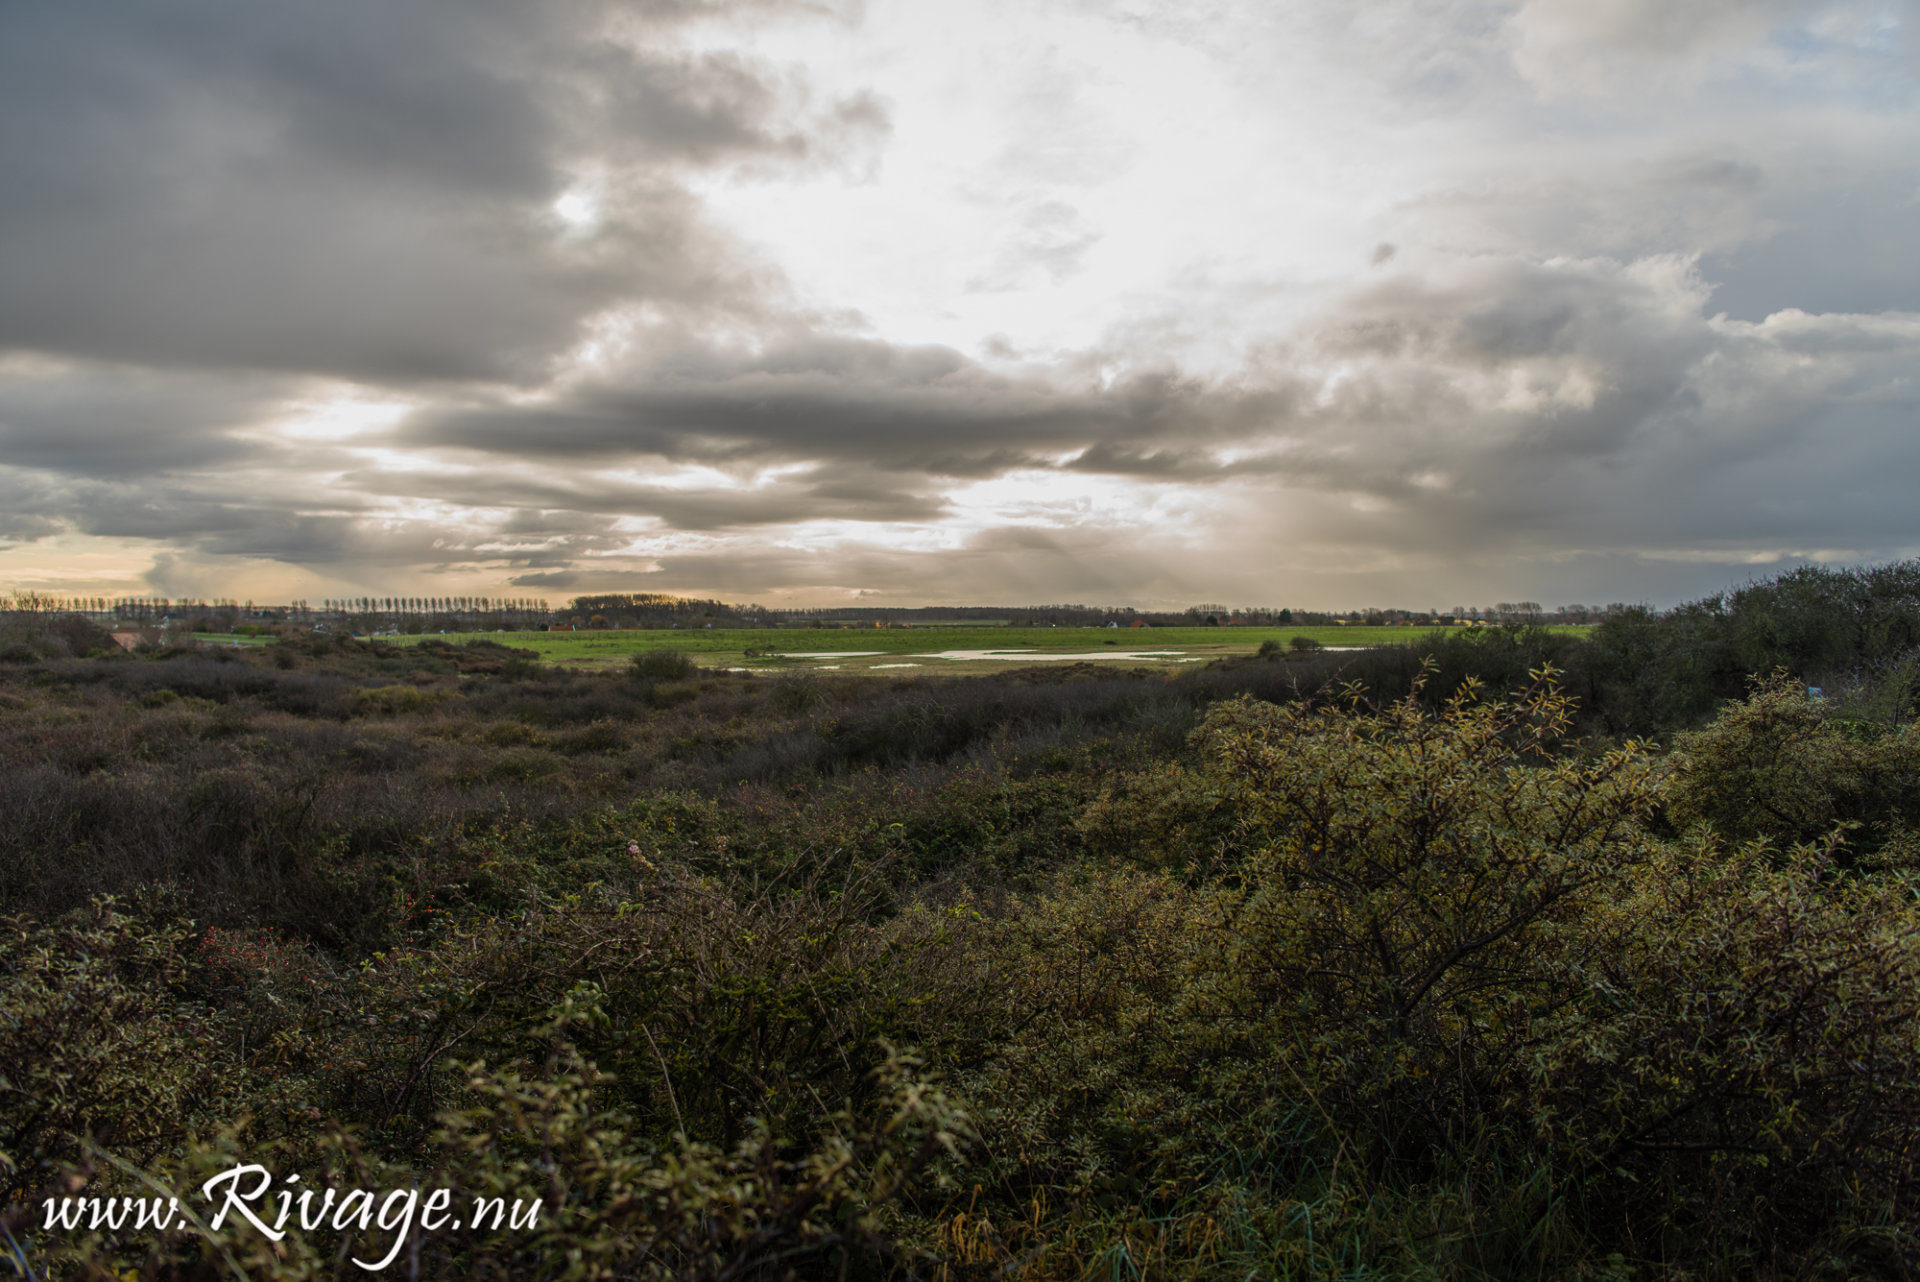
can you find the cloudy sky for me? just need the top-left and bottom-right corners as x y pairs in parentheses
(1, 0), (1916, 609)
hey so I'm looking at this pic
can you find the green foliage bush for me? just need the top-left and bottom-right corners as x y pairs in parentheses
(0, 900), (250, 1207)
(1667, 671), (1920, 867)
(1065, 670), (1920, 1273)
(1193, 673), (1656, 1154)
(11, 982), (972, 1281)
(1525, 835), (1920, 1266)
(629, 649), (699, 680)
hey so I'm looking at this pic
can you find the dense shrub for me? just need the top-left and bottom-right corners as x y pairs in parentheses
(1526, 835), (1920, 1267)
(0, 900), (250, 1207)
(0, 611), (119, 661)
(1666, 672), (1920, 867)
(11, 584), (1920, 1277)
(629, 649), (699, 680)
(1070, 669), (1920, 1273)
(1089, 672), (1660, 1155)
(9, 973), (973, 1282)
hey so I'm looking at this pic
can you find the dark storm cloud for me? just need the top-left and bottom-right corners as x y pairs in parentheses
(9, 240), (1914, 602)
(1703, 171), (1920, 322)
(0, 470), (68, 544)
(2, 0), (1913, 607)
(188, 513), (626, 571)
(401, 334), (1296, 476)
(509, 569), (664, 591)
(337, 246), (1919, 595)
(495, 508), (627, 540)
(0, 456), (633, 576)
(1253, 256), (1920, 567)
(1411, 149), (1912, 316)
(0, 0), (886, 383)
(99, 497), (630, 572)
(0, 364), (284, 477)
(341, 461), (949, 530)
(79, 497), (317, 545)
(506, 522), (1166, 601)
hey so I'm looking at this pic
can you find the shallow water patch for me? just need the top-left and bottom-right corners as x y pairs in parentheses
(911, 649), (1185, 662)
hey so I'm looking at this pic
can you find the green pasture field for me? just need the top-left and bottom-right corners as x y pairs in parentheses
(363, 623), (1590, 673)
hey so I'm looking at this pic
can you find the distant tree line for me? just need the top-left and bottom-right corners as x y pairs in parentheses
(6, 593), (256, 620)
(1302, 562), (1920, 737)
(9, 586), (1629, 634)
(562, 593), (777, 629)
(2, 595), (303, 631)
(321, 595), (547, 617)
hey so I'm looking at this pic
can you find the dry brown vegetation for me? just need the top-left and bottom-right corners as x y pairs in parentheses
(4, 565), (1920, 1279)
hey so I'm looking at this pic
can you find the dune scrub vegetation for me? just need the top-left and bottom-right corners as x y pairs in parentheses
(4, 562), (1920, 1279)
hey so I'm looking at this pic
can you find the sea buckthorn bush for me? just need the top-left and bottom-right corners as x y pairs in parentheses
(9, 604), (1920, 1278)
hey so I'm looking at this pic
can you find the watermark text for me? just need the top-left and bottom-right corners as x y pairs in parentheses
(42, 1164), (540, 1272)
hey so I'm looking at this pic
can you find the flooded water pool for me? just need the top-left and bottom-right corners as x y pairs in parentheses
(911, 649), (1186, 661)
